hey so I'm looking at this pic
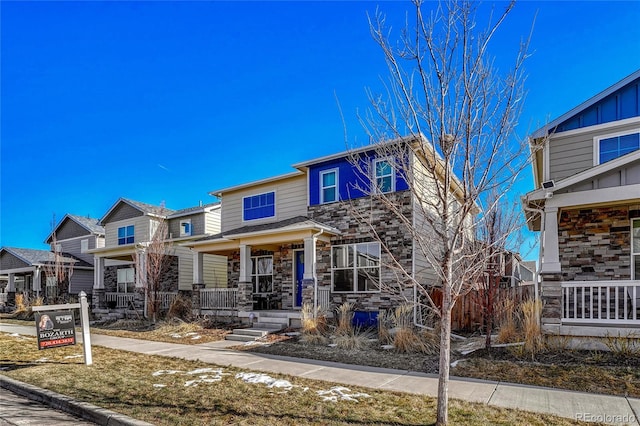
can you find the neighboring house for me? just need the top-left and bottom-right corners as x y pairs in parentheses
(89, 198), (226, 312)
(0, 247), (83, 304)
(523, 69), (640, 338)
(0, 214), (103, 305)
(185, 137), (472, 326)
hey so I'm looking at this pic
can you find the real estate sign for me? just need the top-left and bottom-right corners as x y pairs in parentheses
(35, 310), (76, 350)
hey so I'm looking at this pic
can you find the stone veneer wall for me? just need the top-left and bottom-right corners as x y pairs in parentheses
(308, 190), (414, 311)
(541, 204), (640, 334)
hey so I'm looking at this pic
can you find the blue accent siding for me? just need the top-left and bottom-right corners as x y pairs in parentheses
(555, 78), (640, 133)
(308, 151), (409, 206)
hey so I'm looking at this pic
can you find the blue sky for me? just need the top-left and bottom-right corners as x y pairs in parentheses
(1, 1), (639, 260)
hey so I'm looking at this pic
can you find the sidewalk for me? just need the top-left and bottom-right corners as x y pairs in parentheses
(2, 323), (639, 425)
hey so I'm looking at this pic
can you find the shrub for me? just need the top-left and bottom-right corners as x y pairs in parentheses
(300, 303), (329, 345)
(521, 299), (544, 356)
(604, 332), (640, 357)
(335, 302), (354, 335)
(167, 295), (193, 321)
(334, 327), (374, 350)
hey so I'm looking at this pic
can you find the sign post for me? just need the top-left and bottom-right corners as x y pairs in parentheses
(32, 291), (93, 366)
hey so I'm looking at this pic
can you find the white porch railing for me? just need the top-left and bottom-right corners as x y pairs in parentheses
(156, 292), (179, 309)
(562, 281), (640, 324)
(105, 292), (135, 309)
(200, 288), (237, 309)
(318, 287), (331, 311)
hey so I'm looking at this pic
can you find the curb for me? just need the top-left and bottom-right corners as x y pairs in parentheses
(0, 375), (154, 426)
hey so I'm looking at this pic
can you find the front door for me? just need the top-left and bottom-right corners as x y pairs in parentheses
(294, 250), (304, 307)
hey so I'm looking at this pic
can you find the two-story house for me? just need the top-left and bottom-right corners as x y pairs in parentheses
(0, 214), (104, 305)
(89, 198), (226, 313)
(186, 137), (467, 326)
(523, 69), (640, 339)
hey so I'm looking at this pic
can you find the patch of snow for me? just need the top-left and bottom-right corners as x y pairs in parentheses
(152, 369), (183, 376)
(10, 333), (20, 337)
(170, 334), (182, 339)
(235, 372), (294, 390)
(184, 332), (198, 336)
(190, 335), (202, 340)
(36, 358), (49, 363)
(64, 354), (83, 359)
(450, 359), (466, 368)
(317, 386), (370, 402)
(327, 343), (337, 347)
(186, 368), (221, 375)
(153, 384), (167, 388)
(381, 344), (395, 350)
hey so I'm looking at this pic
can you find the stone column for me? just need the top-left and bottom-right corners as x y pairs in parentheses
(92, 256), (105, 309)
(540, 272), (563, 335)
(33, 267), (42, 298)
(237, 245), (253, 312)
(192, 282), (205, 314)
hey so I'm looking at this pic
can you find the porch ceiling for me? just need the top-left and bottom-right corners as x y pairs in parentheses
(192, 228), (333, 253)
(88, 245), (136, 261)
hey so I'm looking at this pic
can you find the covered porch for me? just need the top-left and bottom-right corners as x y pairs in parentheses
(188, 217), (340, 315)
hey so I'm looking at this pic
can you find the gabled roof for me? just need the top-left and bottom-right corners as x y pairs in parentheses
(168, 202), (220, 219)
(99, 198), (175, 224)
(531, 69), (640, 139)
(45, 214), (105, 244)
(1, 247), (79, 267)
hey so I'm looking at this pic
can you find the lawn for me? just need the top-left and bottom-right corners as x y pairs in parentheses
(0, 332), (598, 426)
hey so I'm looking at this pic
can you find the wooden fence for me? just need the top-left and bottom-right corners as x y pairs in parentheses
(428, 284), (534, 331)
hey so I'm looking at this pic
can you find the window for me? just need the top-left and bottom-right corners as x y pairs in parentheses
(332, 242), (380, 292)
(597, 131), (640, 164)
(180, 219), (192, 237)
(117, 268), (135, 293)
(252, 256), (273, 294)
(243, 192), (275, 221)
(117, 225), (134, 245)
(320, 169), (338, 203)
(375, 159), (394, 193)
(633, 219), (640, 280)
(81, 239), (89, 253)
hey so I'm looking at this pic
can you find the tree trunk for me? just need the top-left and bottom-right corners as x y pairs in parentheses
(436, 282), (452, 426)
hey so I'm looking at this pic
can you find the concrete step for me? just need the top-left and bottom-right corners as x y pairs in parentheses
(253, 322), (286, 330)
(225, 334), (261, 342)
(255, 316), (289, 326)
(232, 328), (271, 337)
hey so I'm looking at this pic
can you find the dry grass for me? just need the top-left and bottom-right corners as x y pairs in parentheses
(522, 299), (544, 355)
(389, 304), (438, 355)
(0, 332), (597, 426)
(496, 298), (519, 344)
(335, 302), (354, 335)
(300, 303), (329, 345)
(334, 327), (374, 351)
(93, 319), (229, 345)
(377, 309), (394, 345)
(604, 332), (640, 357)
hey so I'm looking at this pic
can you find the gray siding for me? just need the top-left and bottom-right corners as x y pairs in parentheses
(549, 120), (640, 182)
(168, 214), (205, 238)
(58, 237), (96, 265)
(55, 219), (89, 241)
(104, 202), (144, 223)
(0, 252), (29, 270)
(221, 175), (307, 232)
(69, 269), (94, 295)
(560, 160), (640, 193)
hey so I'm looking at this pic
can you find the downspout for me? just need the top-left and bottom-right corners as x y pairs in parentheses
(311, 229), (324, 316)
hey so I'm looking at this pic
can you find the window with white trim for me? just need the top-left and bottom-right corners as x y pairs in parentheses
(117, 225), (134, 245)
(180, 219), (192, 237)
(633, 218), (640, 280)
(252, 256), (273, 294)
(374, 159), (394, 193)
(320, 169), (338, 203)
(117, 268), (135, 293)
(243, 192), (275, 221)
(596, 131), (640, 164)
(332, 242), (381, 292)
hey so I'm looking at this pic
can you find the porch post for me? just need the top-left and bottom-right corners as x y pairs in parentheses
(192, 251), (204, 285)
(136, 250), (147, 289)
(541, 207), (561, 273)
(7, 273), (16, 305)
(303, 236), (317, 311)
(33, 267), (42, 298)
(238, 245), (253, 312)
(93, 256), (105, 309)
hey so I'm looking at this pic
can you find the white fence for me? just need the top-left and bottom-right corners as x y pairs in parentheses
(200, 288), (237, 309)
(562, 281), (640, 324)
(318, 287), (331, 311)
(105, 292), (135, 309)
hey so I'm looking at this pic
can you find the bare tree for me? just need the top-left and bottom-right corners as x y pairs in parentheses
(134, 218), (172, 323)
(43, 216), (75, 303)
(354, 1), (534, 424)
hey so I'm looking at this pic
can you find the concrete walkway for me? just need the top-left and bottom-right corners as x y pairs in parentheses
(2, 323), (639, 425)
